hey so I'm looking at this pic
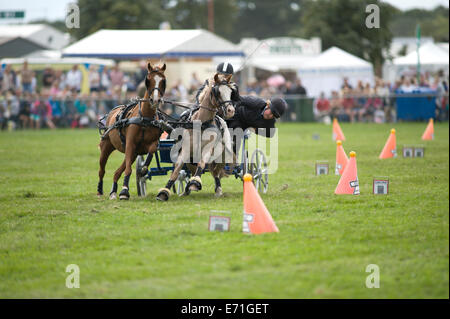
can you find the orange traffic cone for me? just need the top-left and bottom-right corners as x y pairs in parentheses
(335, 151), (360, 195)
(379, 129), (397, 159)
(335, 140), (349, 175)
(332, 118), (346, 141)
(243, 174), (279, 234)
(422, 118), (434, 140)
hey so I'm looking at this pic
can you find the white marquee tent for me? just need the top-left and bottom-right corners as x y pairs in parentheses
(383, 42), (449, 83)
(297, 46), (374, 97)
(62, 29), (244, 59)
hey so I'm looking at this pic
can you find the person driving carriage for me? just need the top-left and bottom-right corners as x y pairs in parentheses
(191, 62), (287, 154)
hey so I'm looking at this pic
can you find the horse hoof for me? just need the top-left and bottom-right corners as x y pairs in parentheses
(156, 188), (170, 202)
(119, 189), (130, 200)
(109, 192), (117, 200)
(97, 192), (103, 197)
(215, 187), (223, 197)
(156, 193), (168, 201)
(156, 192), (169, 201)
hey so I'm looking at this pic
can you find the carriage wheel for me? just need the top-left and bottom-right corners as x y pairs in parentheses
(174, 169), (189, 196)
(249, 149), (269, 193)
(136, 155), (147, 197)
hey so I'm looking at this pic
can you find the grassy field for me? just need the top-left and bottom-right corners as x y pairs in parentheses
(0, 122), (448, 298)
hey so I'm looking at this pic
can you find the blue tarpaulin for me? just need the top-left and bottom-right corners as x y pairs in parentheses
(395, 88), (436, 121)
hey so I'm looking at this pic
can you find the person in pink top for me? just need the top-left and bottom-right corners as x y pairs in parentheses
(109, 65), (124, 89)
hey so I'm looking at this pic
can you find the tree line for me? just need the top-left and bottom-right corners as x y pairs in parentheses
(33, 0), (449, 76)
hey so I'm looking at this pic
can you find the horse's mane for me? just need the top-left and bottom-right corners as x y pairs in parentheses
(197, 76), (214, 105)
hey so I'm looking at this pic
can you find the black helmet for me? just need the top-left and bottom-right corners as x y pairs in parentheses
(216, 62), (234, 75)
(269, 97), (287, 119)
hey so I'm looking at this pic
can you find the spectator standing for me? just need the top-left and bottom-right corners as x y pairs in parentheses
(66, 65), (83, 92)
(293, 78), (307, 96)
(109, 65), (124, 90)
(21, 61), (33, 93)
(1, 65), (16, 93)
(100, 67), (111, 92)
(188, 72), (201, 95)
(19, 91), (32, 128)
(42, 66), (55, 88)
(314, 92), (331, 122)
(89, 66), (100, 92)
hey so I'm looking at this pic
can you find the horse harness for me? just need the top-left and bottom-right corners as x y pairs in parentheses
(98, 99), (168, 148)
(97, 78), (232, 146)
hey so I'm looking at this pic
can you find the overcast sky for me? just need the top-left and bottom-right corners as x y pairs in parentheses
(0, 0), (448, 23)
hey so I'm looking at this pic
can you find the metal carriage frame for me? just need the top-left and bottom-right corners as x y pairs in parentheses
(135, 129), (269, 197)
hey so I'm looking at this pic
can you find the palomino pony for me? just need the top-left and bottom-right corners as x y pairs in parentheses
(97, 61), (166, 200)
(156, 74), (236, 201)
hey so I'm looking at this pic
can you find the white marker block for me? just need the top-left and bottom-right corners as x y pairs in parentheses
(414, 147), (424, 158)
(315, 162), (329, 175)
(402, 147), (413, 158)
(208, 216), (230, 232)
(373, 179), (389, 195)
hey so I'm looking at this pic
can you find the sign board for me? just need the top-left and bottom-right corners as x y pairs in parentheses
(0, 11), (25, 19)
(208, 213), (230, 232)
(315, 162), (329, 175)
(402, 146), (425, 158)
(373, 179), (389, 195)
(414, 147), (424, 158)
(403, 147), (413, 158)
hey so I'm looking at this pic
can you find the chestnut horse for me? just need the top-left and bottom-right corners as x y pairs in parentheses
(97, 61), (166, 200)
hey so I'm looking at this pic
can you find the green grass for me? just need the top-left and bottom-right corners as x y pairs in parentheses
(0, 122), (448, 298)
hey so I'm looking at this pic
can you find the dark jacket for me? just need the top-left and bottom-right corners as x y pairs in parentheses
(226, 95), (276, 138)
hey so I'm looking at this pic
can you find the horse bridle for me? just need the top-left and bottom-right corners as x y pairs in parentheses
(145, 70), (166, 104)
(204, 81), (234, 116)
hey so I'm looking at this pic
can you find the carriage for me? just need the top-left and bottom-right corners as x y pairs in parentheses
(135, 129), (269, 197)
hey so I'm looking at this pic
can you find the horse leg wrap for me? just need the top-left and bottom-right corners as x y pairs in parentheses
(187, 176), (202, 192)
(144, 153), (153, 167)
(110, 182), (118, 195)
(166, 180), (175, 190)
(119, 175), (131, 200)
(141, 153), (153, 176)
(123, 175), (130, 189)
(214, 177), (221, 192)
(194, 167), (203, 177)
(156, 187), (171, 201)
(97, 180), (103, 195)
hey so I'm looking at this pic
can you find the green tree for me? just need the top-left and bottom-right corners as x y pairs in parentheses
(70, 0), (172, 40)
(168, 0), (239, 42)
(294, 0), (395, 76)
(390, 6), (449, 42)
(231, 0), (304, 42)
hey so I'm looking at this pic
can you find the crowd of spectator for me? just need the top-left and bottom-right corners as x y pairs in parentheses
(311, 71), (449, 124)
(0, 61), (448, 130)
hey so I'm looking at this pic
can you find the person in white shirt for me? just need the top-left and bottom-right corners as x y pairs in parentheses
(89, 66), (100, 92)
(65, 65), (83, 92)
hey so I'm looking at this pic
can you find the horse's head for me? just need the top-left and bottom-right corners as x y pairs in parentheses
(145, 61), (166, 106)
(211, 73), (235, 119)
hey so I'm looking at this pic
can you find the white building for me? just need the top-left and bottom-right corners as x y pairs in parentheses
(0, 24), (70, 50)
(387, 37), (434, 59)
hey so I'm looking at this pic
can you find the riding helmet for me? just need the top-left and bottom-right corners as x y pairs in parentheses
(216, 62), (234, 75)
(269, 97), (287, 119)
